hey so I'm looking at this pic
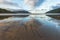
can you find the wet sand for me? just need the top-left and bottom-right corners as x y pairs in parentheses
(0, 18), (59, 40)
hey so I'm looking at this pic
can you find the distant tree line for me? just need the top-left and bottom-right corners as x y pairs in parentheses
(0, 8), (30, 19)
(47, 8), (60, 20)
(0, 8), (60, 20)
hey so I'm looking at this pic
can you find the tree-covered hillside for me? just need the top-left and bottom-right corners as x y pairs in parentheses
(47, 8), (60, 13)
(0, 8), (30, 20)
(0, 8), (13, 13)
(47, 8), (60, 20)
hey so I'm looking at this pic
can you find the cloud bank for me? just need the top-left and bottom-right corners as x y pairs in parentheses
(24, 0), (44, 9)
(0, 0), (60, 12)
(0, 0), (21, 10)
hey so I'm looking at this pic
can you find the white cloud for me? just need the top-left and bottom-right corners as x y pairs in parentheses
(34, 0), (60, 13)
(0, 0), (60, 11)
(0, 0), (12, 2)
(0, 0), (12, 3)
(0, 0), (21, 10)
(0, 0), (4, 3)
(6, 0), (12, 2)
(0, 4), (21, 10)
(24, 0), (39, 9)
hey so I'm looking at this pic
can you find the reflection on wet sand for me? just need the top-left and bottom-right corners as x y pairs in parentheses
(0, 16), (59, 40)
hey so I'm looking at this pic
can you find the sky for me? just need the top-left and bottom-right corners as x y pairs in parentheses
(0, 0), (60, 13)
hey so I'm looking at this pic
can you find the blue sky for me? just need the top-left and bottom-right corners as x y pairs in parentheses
(0, 0), (60, 13)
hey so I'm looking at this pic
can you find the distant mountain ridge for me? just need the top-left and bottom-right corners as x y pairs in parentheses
(0, 8), (30, 19)
(0, 8), (30, 13)
(47, 8), (60, 13)
(0, 8), (13, 13)
(47, 8), (60, 20)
